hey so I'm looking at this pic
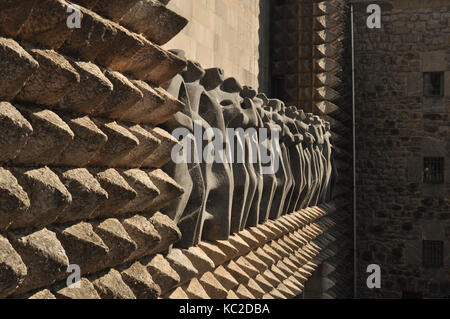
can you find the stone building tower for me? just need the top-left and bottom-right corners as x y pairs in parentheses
(354, 0), (450, 298)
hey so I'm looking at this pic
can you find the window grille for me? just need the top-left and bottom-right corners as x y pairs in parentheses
(423, 72), (444, 97)
(423, 157), (444, 184)
(423, 240), (444, 268)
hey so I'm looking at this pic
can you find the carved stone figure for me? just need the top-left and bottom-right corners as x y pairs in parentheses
(163, 52), (334, 244)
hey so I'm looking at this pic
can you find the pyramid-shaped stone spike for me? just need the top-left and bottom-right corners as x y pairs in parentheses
(235, 284), (255, 299)
(119, 0), (188, 45)
(141, 127), (179, 168)
(261, 244), (282, 261)
(16, 49), (80, 106)
(28, 289), (57, 299)
(270, 264), (288, 281)
(198, 272), (228, 299)
(0, 235), (27, 298)
(0, 38), (39, 101)
(261, 269), (281, 287)
(213, 266), (239, 291)
(54, 221), (110, 275)
(198, 241), (228, 267)
(91, 269), (136, 299)
(228, 234), (252, 256)
(167, 287), (188, 299)
(235, 256), (260, 278)
(92, 168), (137, 217)
(55, 168), (108, 223)
(119, 261), (161, 299)
(93, 218), (137, 267)
(95, 69), (143, 119)
(144, 254), (180, 293)
(254, 274), (274, 293)
(254, 247), (276, 267)
(245, 251), (268, 273)
(9, 228), (69, 295)
(13, 107), (74, 166)
(121, 80), (165, 124)
(225, 260), (251, 285)
(116, 125), (160, 168)
(0, 102), (33, 163)
(166, 249), (198, 284)
(88, 120), (139, 167)
(54, 278), (100, 299)
(118, 169), (160, 213)
(183, 246), (215, 275)
(276, 282), (296, 298)
(283, 277), (302, 296)
(11, 167), (72, 229)
(0, 168), (30, 230)
(214, 239), (239, 261)
(148, 212), (181, 252)
(57, 116), (108, 167)
(121, 214), (161, 260)
(146, 169), (185, 211)
(59, 61), (113, 115)
(184, 278), (210, 299)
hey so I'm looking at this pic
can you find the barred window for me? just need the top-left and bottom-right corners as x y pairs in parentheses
(423, 240), (444, 268)
(423, 157), (444, 184)
(423, 72), (444, 97)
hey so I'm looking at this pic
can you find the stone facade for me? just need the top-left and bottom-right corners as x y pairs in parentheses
(0, 0), (342, 299)
(8, 0), (449, 300)
(269, 0), (354, 298)
(163, 0), (264, 91)
(354, 0), (450, 298)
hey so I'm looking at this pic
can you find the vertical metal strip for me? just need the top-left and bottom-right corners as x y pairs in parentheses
(350, 2), (357, 299)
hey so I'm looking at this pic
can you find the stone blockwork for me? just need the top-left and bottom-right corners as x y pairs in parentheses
(354, 0), (450, 298)
(163, 0), (262, 90)
(163, 205), (339, 299)
(0, 0), (342, 299)
(270, 0), (353, 298)
(0, 0), (188, 299)
(0, 205), (337, 299)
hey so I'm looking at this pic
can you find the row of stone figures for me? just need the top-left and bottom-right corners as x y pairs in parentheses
(161, 51), (337, 248)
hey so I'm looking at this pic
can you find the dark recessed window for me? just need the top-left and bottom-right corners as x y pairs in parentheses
(423, 72), (444, 97)
(423, 157), (444, 184)
(402, 291), (423, 299)
(423, 240), (444, 268)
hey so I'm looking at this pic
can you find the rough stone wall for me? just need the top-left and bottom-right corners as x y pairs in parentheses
(163, 0), (262, 90)
(0, 0), (190, 299)
(354, 1), (450, 298)
(269, 0), (353, 298)
(0, 0), (341, 299)
(163, 205), (338, 299)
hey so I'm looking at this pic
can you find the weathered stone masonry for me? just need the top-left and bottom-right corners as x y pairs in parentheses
(0, 0), (344, 299)
(354, 0), (450, 298)
(269, 0), (353, 298)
